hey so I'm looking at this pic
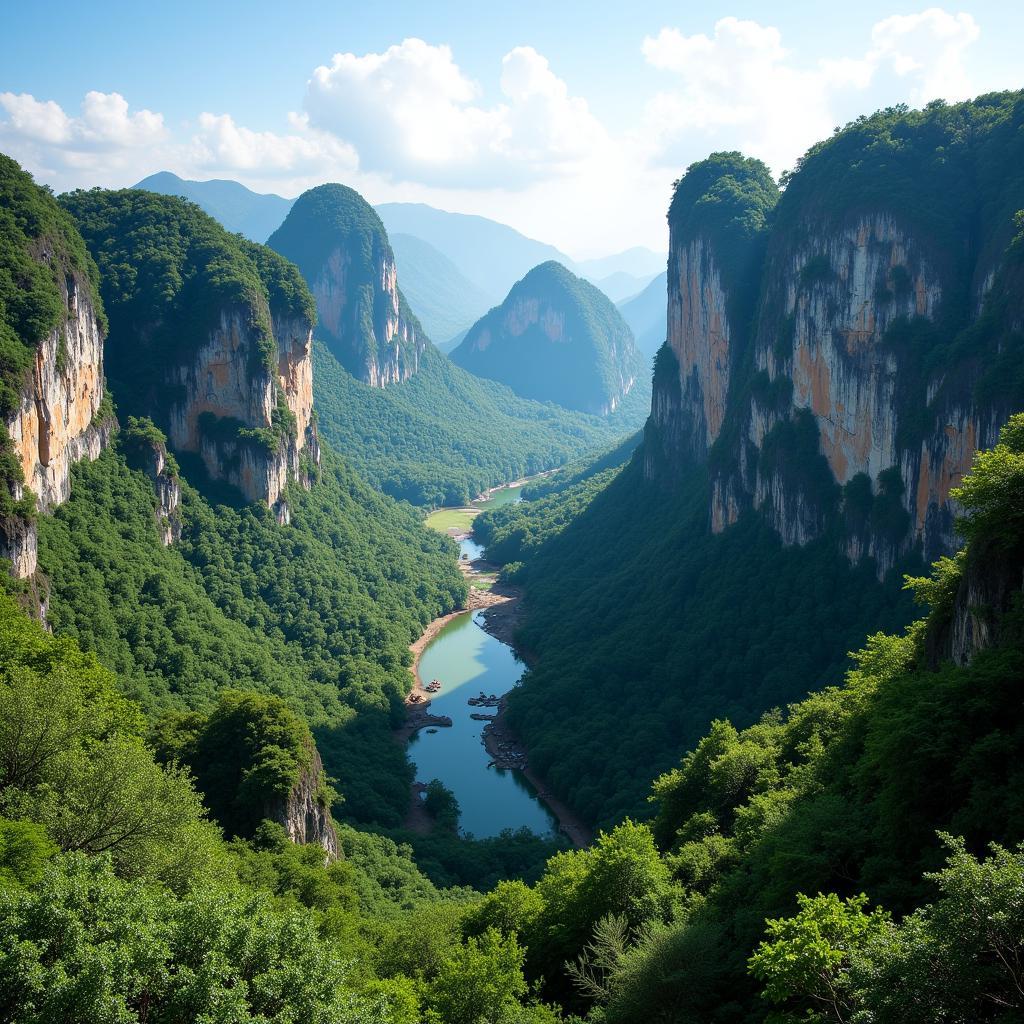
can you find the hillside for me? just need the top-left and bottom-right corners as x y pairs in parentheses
(313, 340), (646, 506)
(390, 232), (498, 344)
(617, 271), (667, 356)
(475, 94), (1024, 831)
(269, 183), (426, 386)
(452, 261), (648, 416)
(134, 170), (293, 241)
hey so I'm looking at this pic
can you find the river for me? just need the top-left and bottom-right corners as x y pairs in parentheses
(410, 483), (560, 839)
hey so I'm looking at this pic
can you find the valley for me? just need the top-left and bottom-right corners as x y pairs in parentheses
(2, 48), (1024, 1024)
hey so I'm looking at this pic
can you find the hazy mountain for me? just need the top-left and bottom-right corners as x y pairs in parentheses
(592, 269), (660, 303)
(576, 246), (666, 281)
(132, 171), (294, 241)
(616, 270), (667, 356)
(389, 233), (498, 345)
(374, 202), (573, 299)
(452, 261), (645, 415)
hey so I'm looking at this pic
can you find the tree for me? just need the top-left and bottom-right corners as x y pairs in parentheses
(423, 928), (529, 1024)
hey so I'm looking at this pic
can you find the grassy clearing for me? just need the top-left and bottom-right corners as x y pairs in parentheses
(424, 507), (478, 535)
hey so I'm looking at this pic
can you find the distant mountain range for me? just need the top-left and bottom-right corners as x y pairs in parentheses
(616, 271), (667, 357)
(133, 172), (294, 242)
(389, 233), (498, 345)
(133, 172), (664, 342)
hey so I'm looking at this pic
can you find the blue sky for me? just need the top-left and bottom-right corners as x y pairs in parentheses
(3, 2), (1022, 256)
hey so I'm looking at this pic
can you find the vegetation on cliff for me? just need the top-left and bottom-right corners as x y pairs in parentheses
(268, 183), (420, 382)
(452, 261), (647, 415)
(38, 437), (464, 826)
(60, 188), (314, 444)
(314, 341), (648, 507)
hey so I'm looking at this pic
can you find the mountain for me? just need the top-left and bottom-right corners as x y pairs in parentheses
(591, 269), (660, 303)
(389, 232), (498, 344)
(269, 184), (425, 387)
(375, 201), (573, 300)
(575, 246), (666, 281)
(0, 154), (110, 585)
(471, 93), (1024, 831)
(648, 97), (1024, 572)
(451, 261), (646, 415)
(616, 271), (667, 356)
(133, 171), (293, 242)
(63, 188), (319, 514)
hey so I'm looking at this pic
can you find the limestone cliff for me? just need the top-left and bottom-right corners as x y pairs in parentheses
(122, 417), (182, 545)
(646, 95), (1024, 573)
(1, 156), (111, 581)
(268, 184), (426, 386)
(62, 189), (320, 513)
(452, 261), (644, 415)
(266, 741), (338, 859)
(167, 305), (319, 509)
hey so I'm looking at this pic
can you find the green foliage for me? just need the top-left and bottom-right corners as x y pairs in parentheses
(749, 893), (892, 1022)
(37, 439), (464, 827)
(60, 187), (312, 415)
(951, 411), (1024, 546)
(156, 690), (331, 840)
(313, 341), (645, 506)
(0, 852), (377, 1024)
(482, 456), (915, 827)
(424, 779), (461, 833)
(451, 261), (648, 416)
(0, 818), (56, 888)
(753, 838), (1024, 1023)
(423, 927), (529, 1024)
(0, 155), (105, 420)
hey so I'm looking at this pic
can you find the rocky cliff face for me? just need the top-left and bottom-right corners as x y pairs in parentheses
(646, 98), (1024, 574)
(167, 306), (319, 510)
(268, 183), (426, 387)
(266, 742), (338, 859)
(311, 244), (424, 386)
(1, 274), (110, 578)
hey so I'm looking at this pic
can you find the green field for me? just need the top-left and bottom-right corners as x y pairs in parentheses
(424, 507), (479, 535)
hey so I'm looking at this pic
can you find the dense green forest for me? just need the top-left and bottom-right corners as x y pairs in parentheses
(476, 450), (918, 828)
(37, 436), (464, 827)
(451, 260), (647, 415)
(313, 340), (647, 506)
(3, 417), (1023, 1022)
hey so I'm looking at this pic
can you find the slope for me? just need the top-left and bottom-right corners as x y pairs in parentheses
(617, 271), (667, 357)
(390, 232), (498, 344)
(313, 340), (648, 506)
(134, 170), (293, 241)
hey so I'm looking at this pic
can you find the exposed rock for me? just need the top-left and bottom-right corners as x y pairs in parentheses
(268, 183), (426, 387)
(166, 307), (319, 507)
(266, 742), (338, 859)
(927, 541), (1024, 667)
(2, 274), (109, 578)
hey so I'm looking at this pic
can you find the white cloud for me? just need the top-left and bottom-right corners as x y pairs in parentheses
(303, 37), (606, 186)
(191, 112), (358, 176)
(869, 8), (979, 102)
(0, 90), (166, 151)
(638, 8), (985, 177)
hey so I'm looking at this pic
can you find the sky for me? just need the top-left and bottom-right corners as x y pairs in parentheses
(2, 1), (1022, 258)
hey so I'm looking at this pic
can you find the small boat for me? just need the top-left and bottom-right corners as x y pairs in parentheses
(426, 728), (438, 734)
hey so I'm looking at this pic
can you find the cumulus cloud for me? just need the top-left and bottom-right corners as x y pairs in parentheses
(869, 8), (980, 102)
(303, 37), (606, 186)
(0, 90), (166, 151)
(190, 112), (357, 176)
(638, 8), (984, 176)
